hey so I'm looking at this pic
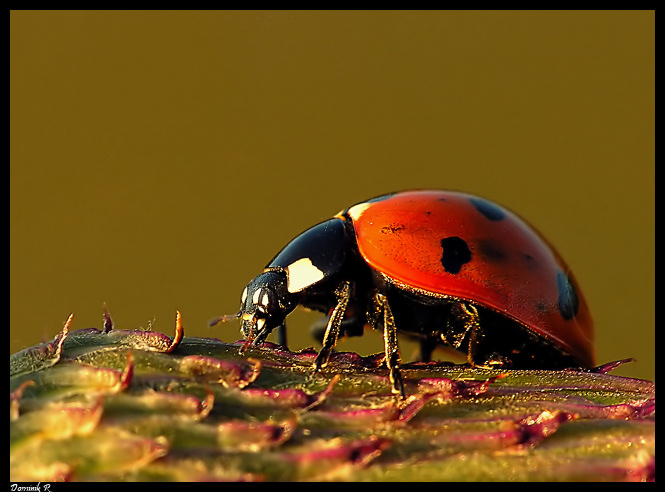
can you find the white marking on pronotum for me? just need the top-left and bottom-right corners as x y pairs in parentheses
(346, 202), (371, 222)
(286, 258), (325, 293)
(241, 286), (248, 304)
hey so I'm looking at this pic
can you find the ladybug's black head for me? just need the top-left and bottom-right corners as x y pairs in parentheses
(239, 270), (298, 345)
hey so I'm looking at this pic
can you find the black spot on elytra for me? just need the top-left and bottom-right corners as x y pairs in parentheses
(556, 270), (579, 320)
(440, 236), (472, 274)
(477, 239), (507, 262)
(536, 301), (548, 313)
(469, 197), (506, 221)
(521, 253), (539, 270)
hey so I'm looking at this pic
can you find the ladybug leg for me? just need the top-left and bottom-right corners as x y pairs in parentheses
(441, 302), (476, 362)
(312, 281), (352, 372)
(373, 292), (405, 399)
(449, 302), (491, 367)
(419, 338), (437, 362)
(446, 302), (505, 368)
(310, 305), (364, 345)
(441, 303), (473, 351)
(276, 324), (287, 348)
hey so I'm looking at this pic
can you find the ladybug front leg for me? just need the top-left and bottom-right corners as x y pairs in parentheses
(373, 292), (405, 399)
(312, 281), (352, 372)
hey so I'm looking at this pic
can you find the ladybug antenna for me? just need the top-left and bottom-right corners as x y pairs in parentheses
(209, 312), (240, 327)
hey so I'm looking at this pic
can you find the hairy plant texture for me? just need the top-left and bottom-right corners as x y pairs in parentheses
(10, 312), (654, 481)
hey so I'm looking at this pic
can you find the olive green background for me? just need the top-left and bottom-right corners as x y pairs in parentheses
(10, 11), (654, 380)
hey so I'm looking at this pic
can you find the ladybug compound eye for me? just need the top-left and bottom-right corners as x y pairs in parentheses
(253, 286), (278, 314)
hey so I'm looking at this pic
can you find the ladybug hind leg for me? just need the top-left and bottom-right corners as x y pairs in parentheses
(447, 302), (499, 369)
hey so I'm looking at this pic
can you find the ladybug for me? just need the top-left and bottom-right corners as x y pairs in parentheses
(217, 190), (594, 397)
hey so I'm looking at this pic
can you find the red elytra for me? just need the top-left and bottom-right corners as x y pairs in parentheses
(344, 190), (595, 367)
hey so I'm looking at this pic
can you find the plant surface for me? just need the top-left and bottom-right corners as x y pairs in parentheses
(10, 312), (655, 481)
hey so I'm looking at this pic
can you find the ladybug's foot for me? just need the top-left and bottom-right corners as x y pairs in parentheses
(469, 354), (512, 370)
(465, 339), (509, 370)
(312, 281), (352, 373)
(468, 360), (504, 370)
(388, 361), (405, 399)
(476, 354), (510, 369)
